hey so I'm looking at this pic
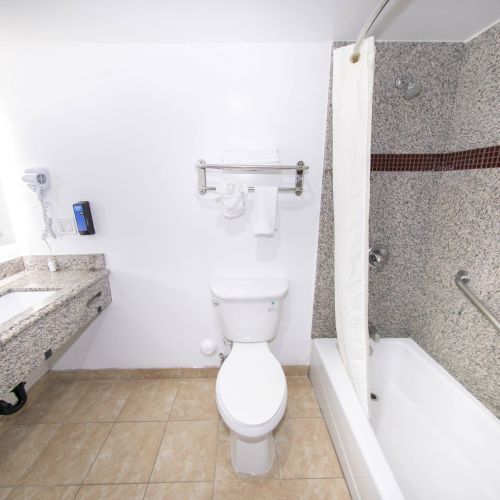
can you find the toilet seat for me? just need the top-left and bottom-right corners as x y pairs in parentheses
(216, 342), (287, 438)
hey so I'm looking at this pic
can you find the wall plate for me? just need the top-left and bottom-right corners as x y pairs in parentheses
(55, 217), (77, 235)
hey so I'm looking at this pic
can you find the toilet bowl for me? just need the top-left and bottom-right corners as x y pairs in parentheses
(211, 278), (288, 475)
(216, 342), (287, 474)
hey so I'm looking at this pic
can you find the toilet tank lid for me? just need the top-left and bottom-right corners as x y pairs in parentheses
(211, 278), (288, 300)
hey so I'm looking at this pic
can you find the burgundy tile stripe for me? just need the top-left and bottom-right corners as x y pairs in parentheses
(371, 145), (500, 171)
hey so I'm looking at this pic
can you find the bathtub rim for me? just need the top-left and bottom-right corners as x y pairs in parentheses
(310, 337), (405, 500)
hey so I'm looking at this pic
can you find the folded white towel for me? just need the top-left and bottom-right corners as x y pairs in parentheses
(223, 149), (280, 165)
(254, 186), (278, 235)
(215, 179), (248, 218)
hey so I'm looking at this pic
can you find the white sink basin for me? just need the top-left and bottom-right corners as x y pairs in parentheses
(0, 291), (56, 324)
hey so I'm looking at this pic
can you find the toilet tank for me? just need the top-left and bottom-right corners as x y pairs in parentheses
(211, 279), (288, 343)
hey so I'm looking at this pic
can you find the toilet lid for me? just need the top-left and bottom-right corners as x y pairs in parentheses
(217, 344), (287, 427)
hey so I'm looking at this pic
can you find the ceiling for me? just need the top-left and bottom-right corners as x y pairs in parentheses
(0, 0), (498, 43)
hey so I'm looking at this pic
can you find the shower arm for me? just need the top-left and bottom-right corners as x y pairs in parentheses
(350, 0), (390, 63)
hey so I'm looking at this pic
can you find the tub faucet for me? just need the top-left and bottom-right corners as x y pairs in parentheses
(369, 322), (380, 342)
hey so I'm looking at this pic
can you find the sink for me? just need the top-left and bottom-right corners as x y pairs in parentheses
(0, 291), (56, 324)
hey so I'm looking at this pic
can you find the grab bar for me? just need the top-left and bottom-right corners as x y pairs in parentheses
(455, 271), (500, 333)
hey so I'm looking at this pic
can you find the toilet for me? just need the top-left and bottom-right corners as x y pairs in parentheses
(211, 278), (288, 475)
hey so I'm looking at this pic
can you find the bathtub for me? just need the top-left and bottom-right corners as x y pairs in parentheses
(310, 338), (500, 500)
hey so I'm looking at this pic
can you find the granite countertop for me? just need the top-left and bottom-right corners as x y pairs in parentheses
(0, 268), (110, 347)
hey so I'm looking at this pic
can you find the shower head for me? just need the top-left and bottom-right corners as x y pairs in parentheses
(395, 77), (423, 99)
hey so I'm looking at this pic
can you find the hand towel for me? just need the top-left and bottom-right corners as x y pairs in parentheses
(215, 179), (248, 218)
(254, 186), (278, 235)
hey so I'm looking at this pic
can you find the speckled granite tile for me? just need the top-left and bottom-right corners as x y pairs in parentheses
(23, 254), (106, 271)
(372, 42), (464, 154)
(368, 171), (436, 338)
(311, 45), (335, 339)
(0, 269), (111, 395)
(0, 257), (24, 280)
(416, 168), (500, 416)
(449, 22), (500, 151)
(0, 269), (110, 346)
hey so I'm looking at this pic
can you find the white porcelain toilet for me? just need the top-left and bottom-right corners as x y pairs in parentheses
(211, 278), (288, 475)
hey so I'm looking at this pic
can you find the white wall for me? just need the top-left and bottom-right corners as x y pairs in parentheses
(0, 179), (16, 246)
(0, 42), (329, 369)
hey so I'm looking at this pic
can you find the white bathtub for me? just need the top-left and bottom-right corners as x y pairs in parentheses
(310, 338), (500, 500)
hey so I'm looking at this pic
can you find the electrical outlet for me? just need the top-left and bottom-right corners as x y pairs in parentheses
(55, 217), (76, 235)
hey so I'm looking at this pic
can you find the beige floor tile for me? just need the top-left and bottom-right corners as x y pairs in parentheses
(280, 479), (351, 499)
(22, 423), (112, 485)
(13, 382), (91, 424)
(214, 480), (281, 500)
(150, 420), (217, 482)
(0, 488), (12, 499)
(7, 485), (79, 500)
(275, 418), (342, 479)
(169, 379), (217, 421)
(145, 482), (213, 500)
(285, 378), (322, 419)
(0, 424), (58, 487)
(76, 484), (147, 499)
(85, 421), (165, 484)
(66, 382), (133, 423)
(215, 421), (279, 480)
(118, 380), (178, 422)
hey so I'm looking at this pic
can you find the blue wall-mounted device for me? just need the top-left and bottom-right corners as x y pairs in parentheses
(72, 201), (95, 235)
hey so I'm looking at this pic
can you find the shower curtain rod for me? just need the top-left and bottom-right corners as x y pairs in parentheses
(351, 0), (390, 63)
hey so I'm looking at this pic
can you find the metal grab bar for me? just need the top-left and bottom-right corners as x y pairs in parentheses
(455, 271), (500, 333)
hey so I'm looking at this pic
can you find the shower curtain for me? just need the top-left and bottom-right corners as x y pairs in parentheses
(332, 37), (375, 416)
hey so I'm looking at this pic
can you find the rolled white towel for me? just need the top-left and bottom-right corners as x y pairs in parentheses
(215, 179), (248, 218)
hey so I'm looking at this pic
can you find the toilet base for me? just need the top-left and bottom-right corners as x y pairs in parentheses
(229, 430), (274, 475)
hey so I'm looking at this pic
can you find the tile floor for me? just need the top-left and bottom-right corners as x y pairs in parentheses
(0, 374), (351, 499)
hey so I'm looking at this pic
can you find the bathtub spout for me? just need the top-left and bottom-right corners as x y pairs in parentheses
(369, 322), (380, 342)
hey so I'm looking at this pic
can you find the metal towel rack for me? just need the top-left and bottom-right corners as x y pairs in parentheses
(455, 271), (500, 333)
(195, 160), (309, 196)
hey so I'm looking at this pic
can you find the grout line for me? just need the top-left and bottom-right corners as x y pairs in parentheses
(73, 484), (82, 499)
(144, 378), (183, 484)
(79, 421), (116, 486)
(146, 416), (170, 484)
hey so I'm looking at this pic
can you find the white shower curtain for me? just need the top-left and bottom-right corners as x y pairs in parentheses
(332, 37), (375, 416)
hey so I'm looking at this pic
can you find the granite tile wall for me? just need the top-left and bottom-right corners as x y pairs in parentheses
(312, 23), (500, 415)
(420, 169), (500, 415)
(449, 22), (500, 151)
(371, 42), (463, 154)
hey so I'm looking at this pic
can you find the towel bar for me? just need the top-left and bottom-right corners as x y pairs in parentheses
(195, 160), (309, 196)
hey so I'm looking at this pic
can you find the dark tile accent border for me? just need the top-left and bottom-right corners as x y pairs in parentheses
(371, 145), (500, 171)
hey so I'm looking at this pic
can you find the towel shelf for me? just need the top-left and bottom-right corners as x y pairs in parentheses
(195, 160), (309, 196)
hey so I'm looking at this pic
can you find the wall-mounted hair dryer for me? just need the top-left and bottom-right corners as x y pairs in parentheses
(22, 168), (56, 242)
(22, 168), (51, 202)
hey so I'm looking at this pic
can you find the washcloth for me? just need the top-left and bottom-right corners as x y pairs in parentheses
(254, 186), (278, 235)
(215, 179), (248, 218)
